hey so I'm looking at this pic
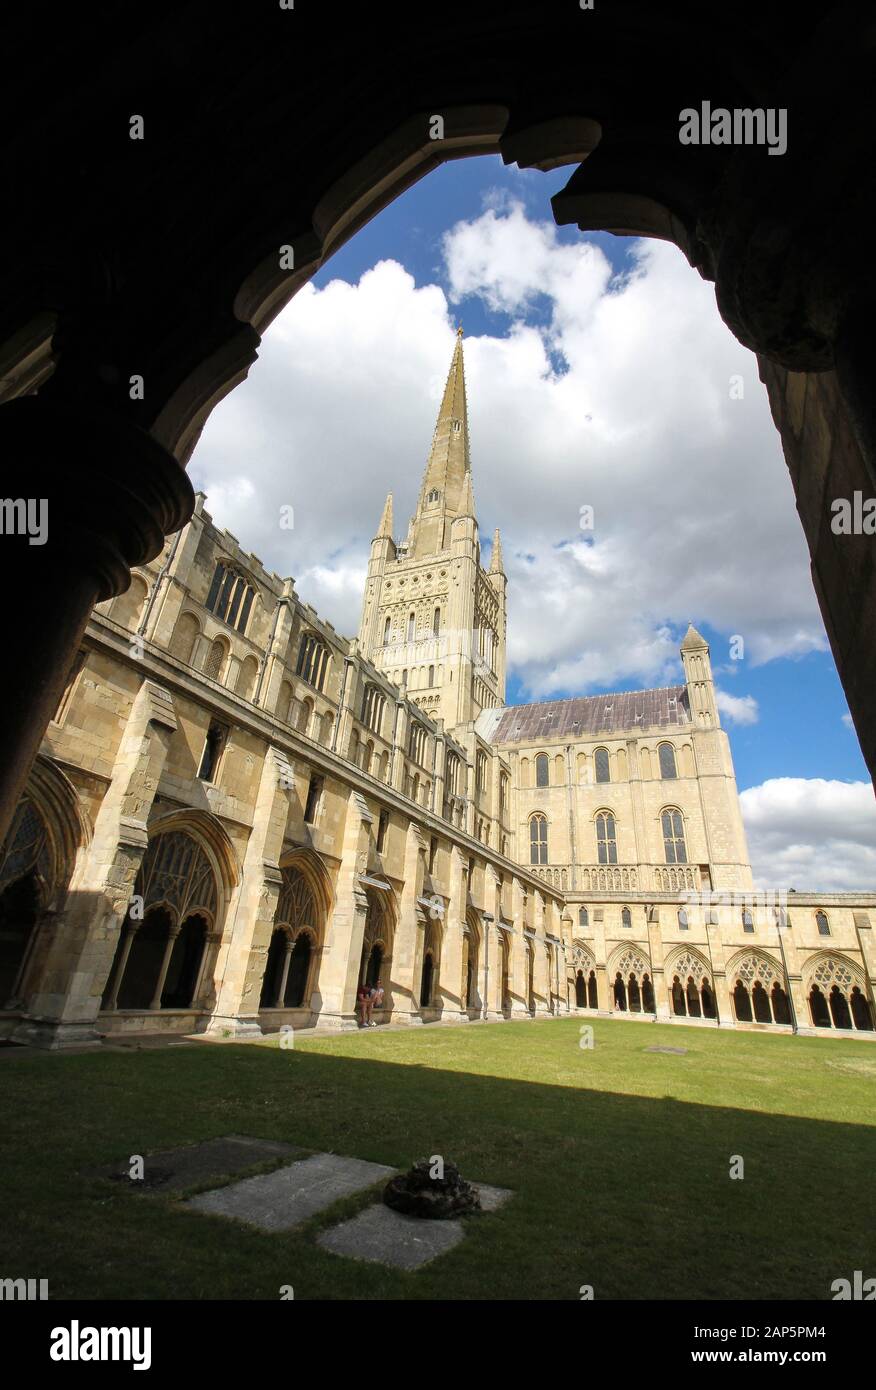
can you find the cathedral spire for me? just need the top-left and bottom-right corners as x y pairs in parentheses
(375, 491), (393, 540)
(416, 326), (471, 520)
(489, 527), (504, 574)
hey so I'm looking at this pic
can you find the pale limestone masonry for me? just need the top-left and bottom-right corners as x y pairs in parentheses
(0, 336), (873, 1046)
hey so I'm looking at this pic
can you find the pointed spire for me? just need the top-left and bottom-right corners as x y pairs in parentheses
(458, 469), (476, 519)
(681, 623), (708, 651)
(376, 491), (393, 540)
(489, 527), (504, 573)
(417, 328), (471, 515)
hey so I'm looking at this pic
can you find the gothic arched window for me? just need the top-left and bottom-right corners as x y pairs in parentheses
(579, 907), (589, 928)
(594, 747), (610, 783)
(658, 742), (678, 779)
(816, 910), (830, 936)
(596, 812), (617, 865)
(621, 906), (632, 929)
(205, 561), (256, 634)
(535, 754), (549, 788)
(529, 814), (548, 865)
(297, 632), (330, 692)
(661, 808), (686, 864)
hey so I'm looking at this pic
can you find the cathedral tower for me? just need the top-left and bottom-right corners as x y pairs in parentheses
(357, 329), (507, 732)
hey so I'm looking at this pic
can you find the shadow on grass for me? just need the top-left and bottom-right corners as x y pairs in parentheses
(0, 1033), (874, 1300)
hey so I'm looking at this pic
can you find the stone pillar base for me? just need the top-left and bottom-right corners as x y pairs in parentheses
(202, 1015), (264, 1040)
(13, 1018), (103, 1050)
(313, 1011), (361, 1032)
(483, 1009), (506, 1022)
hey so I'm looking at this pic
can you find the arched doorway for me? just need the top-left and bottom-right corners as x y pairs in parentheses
(358, 887), (393, 1018)
(0, 766), (87, 1012)
(575, 970), (587, 1008)
(0, 871), (41, 1006)
(420, 918), (441, 1013)
(421, 950), (434, 1009)
(461, 914), (481, 1014)
(260, 860), (325, 1016)
(103, 830), (219, 1014)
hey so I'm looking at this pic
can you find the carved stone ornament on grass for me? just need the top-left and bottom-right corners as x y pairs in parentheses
(383, 1159), (481, 1220)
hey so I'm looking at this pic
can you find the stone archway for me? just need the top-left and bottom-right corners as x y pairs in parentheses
(803, 954), (873, 1033)
(0, 757), (91, 1010)
(102, 823), (233, 1020)
(726, 951), (789, 1028)
(358, 886), (396, 1017)
(259, 855), (329, 1019)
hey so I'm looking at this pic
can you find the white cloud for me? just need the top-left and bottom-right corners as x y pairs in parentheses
(715, 690), (759, 725)
(191, 194), (826, 693)
(740, 779), (876, 891)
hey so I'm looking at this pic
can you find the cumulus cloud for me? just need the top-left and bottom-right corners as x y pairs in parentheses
(715, 690), (759, 726)
(191, 196), (826, 692)
(740, 779), (876, 891)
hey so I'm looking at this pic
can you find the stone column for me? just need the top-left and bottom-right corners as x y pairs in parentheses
(13, 680), (178, 1048)
(648, 907), (671, 1020)
(0, 393), (194, 849)
(482, 865), (502, 1019)
(507, 878), (531, 1018)
(274, 936), (294, 1008)
(316, 789), (374, 1029)
(532, 892), (551, 1015)
(438, 845), (468, 1022)
(389, 819), (428, 1023)
(149, 926), (181, 1011)
(205, 746), (295, 1036)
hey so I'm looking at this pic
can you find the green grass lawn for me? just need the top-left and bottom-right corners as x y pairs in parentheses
(2, 1017), (875, 1300)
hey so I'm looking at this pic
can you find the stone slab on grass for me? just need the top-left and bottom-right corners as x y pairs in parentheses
(92, 1134), (302, 1194)
(317, 1181), (514, 1269)
(645, 1045), (689, 1055)
(185, 1152), (396, 1232)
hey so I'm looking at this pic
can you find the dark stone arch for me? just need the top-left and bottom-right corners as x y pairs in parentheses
(587, 970), (598, 1009)
(613, 972), (626, 1011)
(0, 871), (41, 1005)
(733, 981), (752, 1023)
(260, 928), (288, 1008)
(627, 973), (641, 1013)
(850, 987), (874, 1031)
(771, 981), (791, 1026)
(685, 976), (701, 1018)
(285, 932), (313, 1008)
(641, 973), (655, 1013)
(575, 969), (587, 1008)
(162, 912), (207, 1008)
(116, 907), (173, 1011)
(421, 951), (435, 1009)
(809, 984), (830, 1028)
(671, 975), (687, 1017)
(700, 978), (716, 1020)
(751, 979), (772, 1023)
